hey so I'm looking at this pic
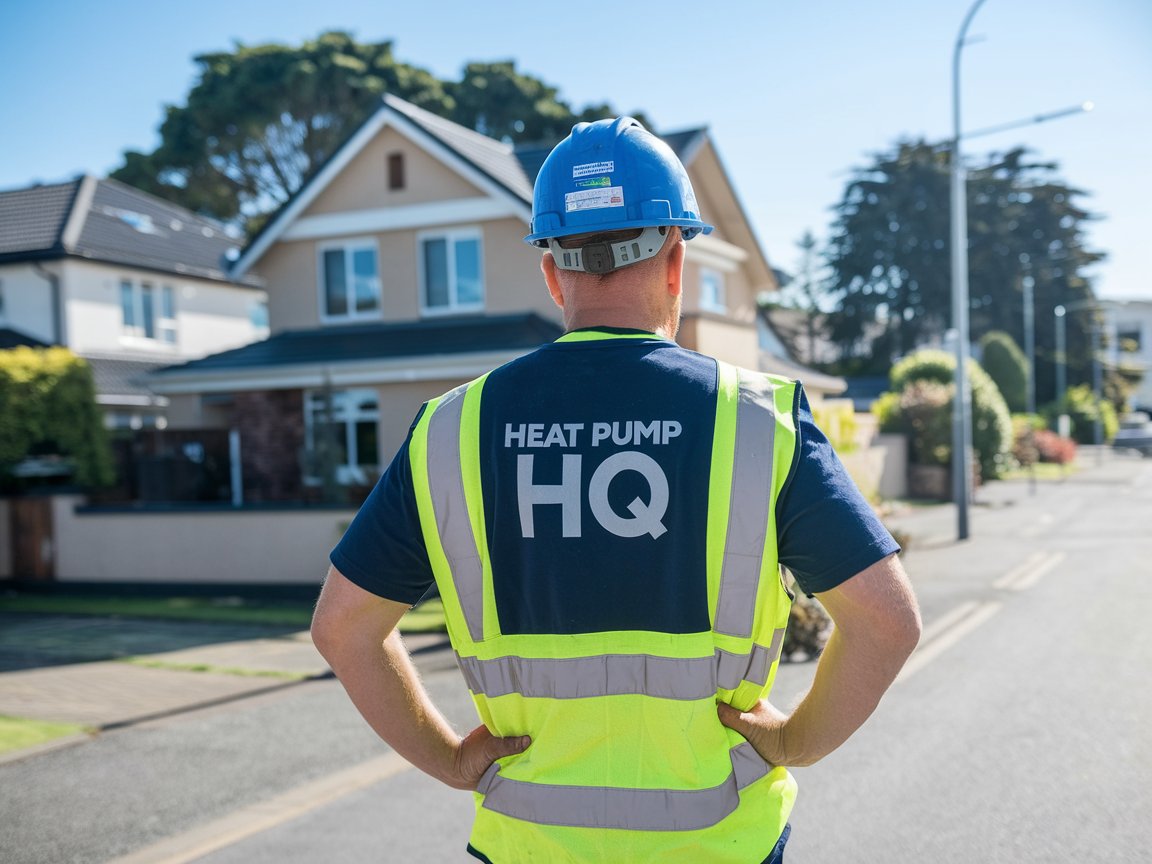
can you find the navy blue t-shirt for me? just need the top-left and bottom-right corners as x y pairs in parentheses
(330, 330), (897, 629)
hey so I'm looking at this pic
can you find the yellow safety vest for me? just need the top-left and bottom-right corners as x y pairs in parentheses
(410, 354), (798, 863)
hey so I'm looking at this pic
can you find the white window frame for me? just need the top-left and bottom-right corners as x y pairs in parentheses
(417, 227), (485, 316)
(317, 238), (382, 323)
(250, 298), (270, 338)
(303, 388), (381, 486)
(157, 284), (178, 344)
(120, 278), (178, 347)
(699, 267), (727, 314)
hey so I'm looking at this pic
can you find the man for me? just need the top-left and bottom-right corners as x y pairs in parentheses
(312, 117), (921, 863)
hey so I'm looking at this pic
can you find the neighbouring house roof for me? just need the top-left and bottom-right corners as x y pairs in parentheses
(762, 306), (843, 368)
(841, 376), (892, 413)
(759, 352), (848, 396)
(149, 312), (564, 394)
(0, 176), (261, 287)
(233, 92), (729, 279)
(0, 326), (50, 349)
(82, 354), (170, 406)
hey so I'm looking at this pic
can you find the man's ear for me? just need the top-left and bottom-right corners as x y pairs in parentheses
(541, 252), (565, 310)
(665, 237), (685, 299)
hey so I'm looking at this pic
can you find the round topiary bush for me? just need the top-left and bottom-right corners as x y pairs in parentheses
(979, 331), (1028, 413)
(884, 349), (1014, 480)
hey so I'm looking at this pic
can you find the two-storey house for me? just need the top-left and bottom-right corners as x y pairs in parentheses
(150, 94), (815, 503)
(0, 176), (269, 430)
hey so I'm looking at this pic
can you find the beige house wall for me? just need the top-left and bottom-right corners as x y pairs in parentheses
(305, 126), (485, 217)
(684, 315), (761, 370)
(258, 217), (553, 333)
(52, 495), (354, 584)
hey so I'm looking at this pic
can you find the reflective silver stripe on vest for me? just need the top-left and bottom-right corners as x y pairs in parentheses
(716, 627), (786, 691)
(476, 742), (771, 831)
(459, 630), (788, 701)
(458, 652), (715, 701)
(714, 370), (778, 638)
(426, 384), (486, 642)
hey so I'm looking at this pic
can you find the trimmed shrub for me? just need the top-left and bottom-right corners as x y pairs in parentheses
(979, 331), (1028, 413)
(1034, 429), (1077, 464)
(811, 400), (859, 454)
(0, 347), (114, 486)
(1050, 384), (1119, 444)
(884, 349), (1014, 479)
(900, 380), (952, 466)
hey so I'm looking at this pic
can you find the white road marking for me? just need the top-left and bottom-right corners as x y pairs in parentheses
(993, 551), (1065, 591)
(897, 601), (1003, 684)
(105, 752), (412, 864)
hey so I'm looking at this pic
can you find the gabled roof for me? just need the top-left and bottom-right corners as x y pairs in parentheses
(233, 94), (537, 278)
(152, 312), (562, 378)
(0, 176), (260, 287)
(82, 354), (169, 405)
(233, 92), (721, 278)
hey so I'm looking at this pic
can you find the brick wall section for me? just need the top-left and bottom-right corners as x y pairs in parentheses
(232, 389), (306, 502)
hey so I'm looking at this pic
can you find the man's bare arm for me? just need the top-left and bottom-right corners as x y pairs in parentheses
(718, 552), (921, 767)
(311, 566), (528, 789)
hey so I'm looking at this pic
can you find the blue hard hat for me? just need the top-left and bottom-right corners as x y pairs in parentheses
(524, 117), (713, 247)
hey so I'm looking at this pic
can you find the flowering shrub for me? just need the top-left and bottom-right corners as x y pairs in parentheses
(1033, 429), (1077, 464)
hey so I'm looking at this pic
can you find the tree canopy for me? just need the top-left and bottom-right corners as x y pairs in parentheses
(823, 140), (1104, 405)
(112, 32), (649, 233)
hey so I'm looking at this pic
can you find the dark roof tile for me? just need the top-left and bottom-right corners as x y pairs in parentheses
(0, 176), (259, 286)
(154, 313), (563, 375)
(0, 179), (79, 255)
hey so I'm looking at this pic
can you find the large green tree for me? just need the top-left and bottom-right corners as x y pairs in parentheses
(113, 34), (647, 233)
(113, 32), (451, 225)
(823, 140), (1104, 404)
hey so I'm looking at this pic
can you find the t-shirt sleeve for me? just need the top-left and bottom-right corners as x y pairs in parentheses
(329, 409), (435, 605)
(775, 385), (900, 596)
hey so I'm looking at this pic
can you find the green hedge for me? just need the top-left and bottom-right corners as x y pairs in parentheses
(0, 347), (113, 486)
(878, 349), (1014, 479)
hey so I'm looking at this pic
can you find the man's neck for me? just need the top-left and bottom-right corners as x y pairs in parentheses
(564, 309), (678, 340)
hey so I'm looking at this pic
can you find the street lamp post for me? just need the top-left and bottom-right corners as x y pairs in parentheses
(950, 0), (988, 541)
(949, 1), (1090, 539)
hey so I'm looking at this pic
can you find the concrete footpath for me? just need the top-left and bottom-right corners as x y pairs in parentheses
(0, 612), (448, 763)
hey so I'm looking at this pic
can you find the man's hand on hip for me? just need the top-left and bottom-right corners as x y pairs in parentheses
(451, 726), (532, 790)
(717, 699), (788, 766)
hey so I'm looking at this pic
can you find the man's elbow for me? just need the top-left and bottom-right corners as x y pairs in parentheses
(889, 601), (923, 660)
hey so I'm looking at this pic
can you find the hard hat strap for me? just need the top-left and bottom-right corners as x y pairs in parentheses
(547, 226), (669, 274)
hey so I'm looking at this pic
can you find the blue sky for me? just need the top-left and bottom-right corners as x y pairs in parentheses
(2, 0), (1149, 300)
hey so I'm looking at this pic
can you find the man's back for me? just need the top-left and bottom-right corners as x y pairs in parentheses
(478, 328), (717, 636)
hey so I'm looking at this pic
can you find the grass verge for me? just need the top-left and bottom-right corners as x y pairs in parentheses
(0, 592), (447, 634)
(0, 715), (89, 755)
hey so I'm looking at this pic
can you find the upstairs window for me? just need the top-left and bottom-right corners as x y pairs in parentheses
(321, 241), (380, 321)
(158, 285), (177, 344)
(700, 268), (726, 313)
(250, 298), (270, 336)
(121, 279), (177, 344)
(420, 229), (484, 314)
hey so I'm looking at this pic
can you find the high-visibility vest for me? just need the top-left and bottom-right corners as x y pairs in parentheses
(410, 354), (798, 863)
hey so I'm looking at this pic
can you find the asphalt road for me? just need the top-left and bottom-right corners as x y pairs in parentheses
(2, 454), (1150, 863)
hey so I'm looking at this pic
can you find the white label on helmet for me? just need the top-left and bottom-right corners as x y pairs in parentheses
(573, 161), (614, 178)
(565, 187), (625, 212)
